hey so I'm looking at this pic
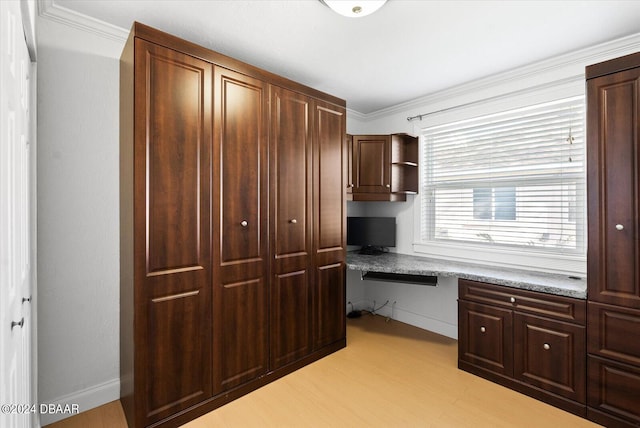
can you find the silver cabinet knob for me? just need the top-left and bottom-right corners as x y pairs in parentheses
(348, 184), (354, 188)
(616, 224), (624, 231)
(510, 297), (516, 303)
(385, 184), (390, 188)
(543, 343), (550, 350)
(480, 326), (486, 333)
(290, 219), (297, 224)
(240, 220), (248, 227)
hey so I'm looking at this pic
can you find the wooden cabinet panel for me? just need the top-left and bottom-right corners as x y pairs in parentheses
(314, 263), (345, 350)
(271, 270), (311, 369)
(269, 86), (312, 369)
(587, 67), (640, 308)
(588, 356), (640, 426)
(213, 67), (269, 392)
(459, 279), (586, 324)
(352, 135), (390, 194)
(133, 40), (213, 425)
(313, 100), (346, 350)
(146, 290), (210, 422)
(313, 101), (346, 259)
(458, 300), (513, 376)
(514, 313), (586, 403)
(588, 302), (640, 367)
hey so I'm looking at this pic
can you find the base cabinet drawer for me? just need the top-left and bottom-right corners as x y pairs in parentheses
(514, 313), (586, 403)
(588, 356), (640, 427)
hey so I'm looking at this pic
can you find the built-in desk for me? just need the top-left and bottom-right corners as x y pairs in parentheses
(346, 252), (586, 299)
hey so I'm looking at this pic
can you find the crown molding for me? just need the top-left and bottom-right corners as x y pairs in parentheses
(37, 0), (128, 42)
(362, 31), (640, 121)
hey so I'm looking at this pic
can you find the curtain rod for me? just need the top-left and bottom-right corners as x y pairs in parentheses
(406, 91), (518, 122)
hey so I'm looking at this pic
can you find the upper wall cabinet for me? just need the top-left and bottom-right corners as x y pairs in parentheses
(347, 133), (418, 202)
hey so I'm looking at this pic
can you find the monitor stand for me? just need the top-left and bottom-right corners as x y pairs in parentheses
(358, 245), (387, 255)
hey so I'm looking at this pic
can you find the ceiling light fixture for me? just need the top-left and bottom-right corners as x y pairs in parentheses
(321, 0), (387, 18)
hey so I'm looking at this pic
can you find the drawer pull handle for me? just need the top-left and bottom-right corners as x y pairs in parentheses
(543, 343), (550, 350)
(509, 297), (516, 303)
(616, 224), (624, 231)
(480, 326), (486, 333)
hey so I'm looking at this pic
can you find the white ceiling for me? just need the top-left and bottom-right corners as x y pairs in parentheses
(51, 0), (640, 114)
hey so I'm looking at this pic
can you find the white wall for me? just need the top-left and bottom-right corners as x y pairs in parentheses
(345, 33), (640, 340)
(36, 16), (124, 424)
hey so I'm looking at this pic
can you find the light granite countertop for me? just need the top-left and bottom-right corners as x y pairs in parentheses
(346, 252), (587, 299)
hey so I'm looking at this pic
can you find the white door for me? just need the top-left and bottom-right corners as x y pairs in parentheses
(1, 1), (33, 427)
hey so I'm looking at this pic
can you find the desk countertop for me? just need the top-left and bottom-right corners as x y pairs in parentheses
(346, 252), (587, 299)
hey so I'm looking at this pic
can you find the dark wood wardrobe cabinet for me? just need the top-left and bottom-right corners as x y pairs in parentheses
(120, 23), (346, 428)
(586, 51), (640, 428)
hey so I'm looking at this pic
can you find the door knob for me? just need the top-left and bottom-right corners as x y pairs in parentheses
(11, 318), (24, 330)
(240, 220), (248, 227)
(289, 219), (297, 224)
(616, 224), (624, 231)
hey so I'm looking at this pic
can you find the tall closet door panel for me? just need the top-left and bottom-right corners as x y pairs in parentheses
(213, 67), (268, 392)
(312, 101), (346, 349)
(133, 39), (213, 424)
(271, 270), (311, 368)
(270, 86), (313, 369)
(587, 68), (640, 308)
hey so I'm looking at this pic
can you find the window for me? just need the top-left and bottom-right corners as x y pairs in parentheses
(418, 96), (585, 272)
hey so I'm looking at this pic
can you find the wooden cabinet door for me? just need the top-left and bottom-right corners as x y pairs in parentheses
(269, 86), (313, 369)
(587, 67), (640, 308)
(312, 100), (346, 350)
(588, 356), (640, 426)
(133, 39), (213, 425)
(514, 313), (586, 403)
(213, 67), (269, 392)
(458, 301), (513, 376)
(352, 135), (390, 194)
(588, 302), (640, 367)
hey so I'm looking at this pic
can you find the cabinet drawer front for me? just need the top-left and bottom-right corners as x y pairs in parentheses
(459, 279), (585, 324)
(588, 356), (640, 425)
(588, 302), (640, 366)
(458, 301), (513, 376)
(514, 313), (586, 403)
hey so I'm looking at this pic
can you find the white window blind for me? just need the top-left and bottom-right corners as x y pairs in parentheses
(421, 96), (585, 257)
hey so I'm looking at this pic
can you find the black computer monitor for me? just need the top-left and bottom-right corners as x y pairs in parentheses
(347, 217), (396, 254)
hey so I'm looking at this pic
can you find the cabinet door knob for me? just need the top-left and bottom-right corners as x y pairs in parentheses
(510, 297), (516, 303)
(543, 343), (550, 350)
(480, 326), (486, 333)
(240, 220), (248, 227)
(290, 219), (297, 224)
(616, 224), (624, 231)
(348, 184), (354, 188)
(385, 184), (390, 188)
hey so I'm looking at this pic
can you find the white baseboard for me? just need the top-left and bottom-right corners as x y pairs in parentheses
(366, 303), (458, 340)
(39, 378), (120, 426)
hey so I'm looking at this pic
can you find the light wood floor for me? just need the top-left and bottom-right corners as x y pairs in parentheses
(46, 315), (600, 427)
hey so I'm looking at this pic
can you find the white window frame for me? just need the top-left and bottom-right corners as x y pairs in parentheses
(412, 79), (587, 276)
